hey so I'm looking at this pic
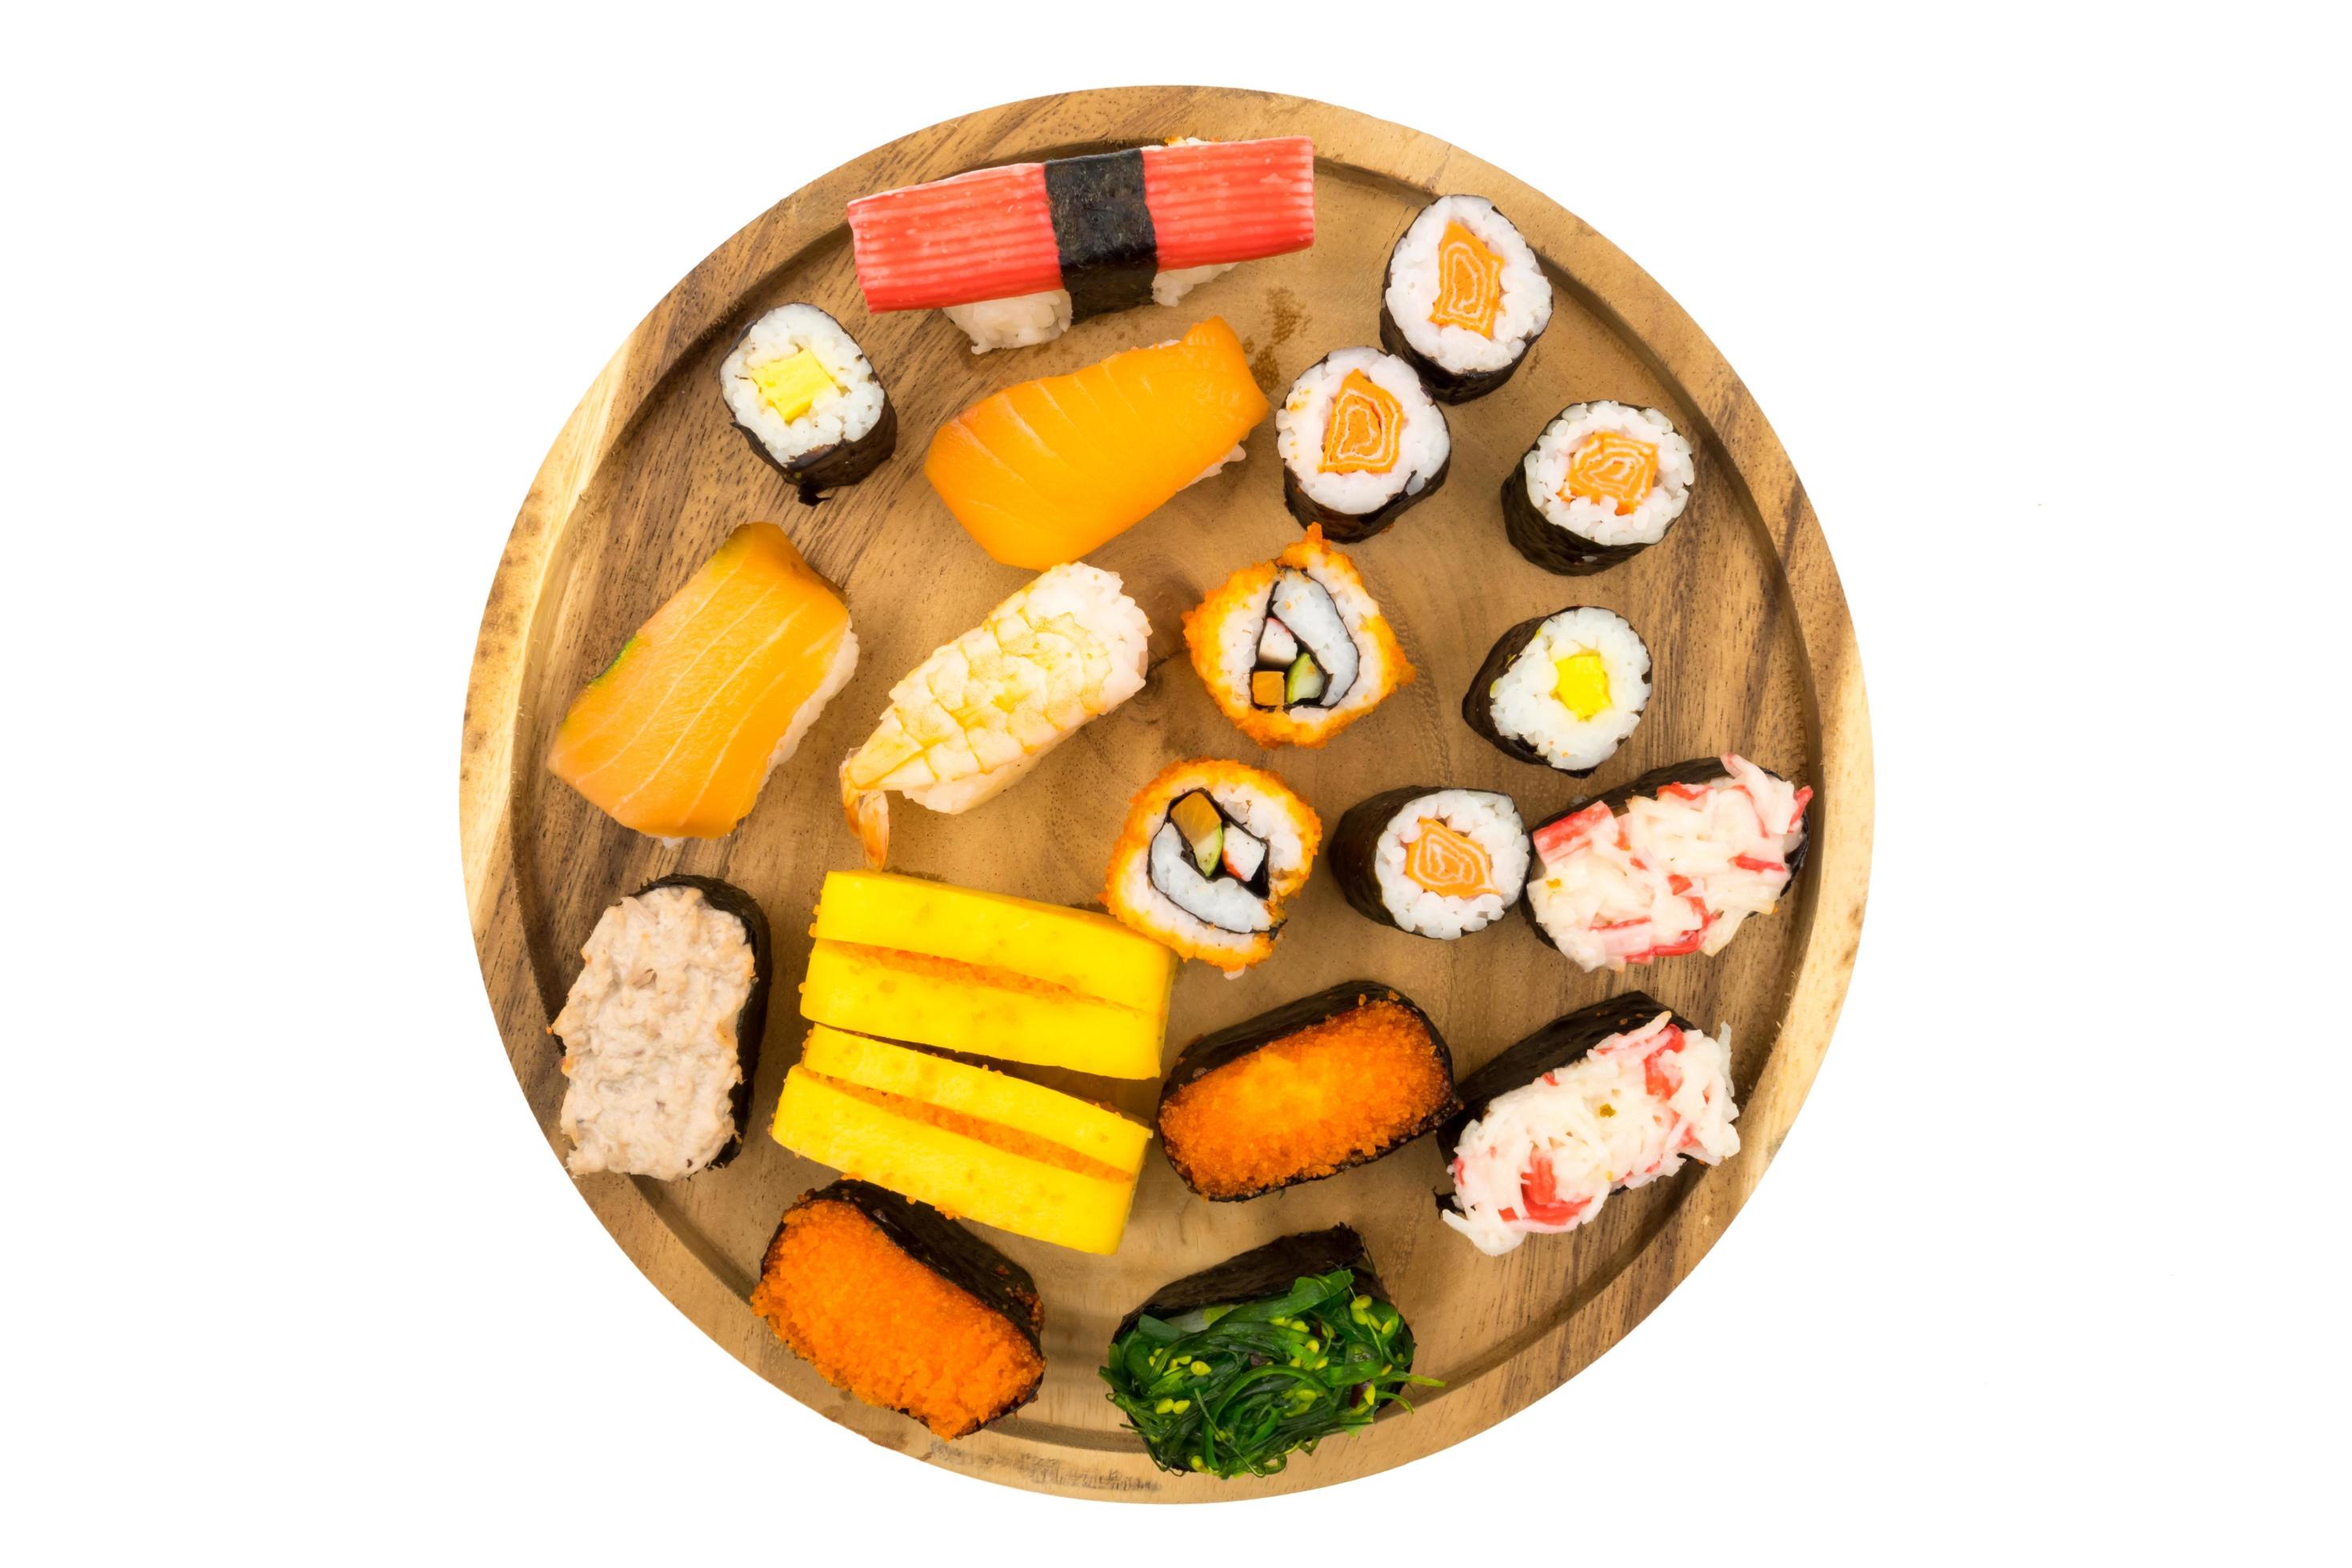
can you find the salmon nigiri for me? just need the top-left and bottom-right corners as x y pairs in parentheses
(548, 522), (858, 840)
(922, 318), (1270, 570)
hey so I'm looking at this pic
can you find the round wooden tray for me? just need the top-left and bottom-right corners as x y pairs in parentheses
(461, 86), (1870, 1501)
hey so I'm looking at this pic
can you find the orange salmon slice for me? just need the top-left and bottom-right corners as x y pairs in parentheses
(923, 318), (1271, 570)
(1318, 369), (1403, 475)
(546, 522), (854, 839)
(1428, 220), (1506, 338)
(1562, 430), (1659, 515)
(1403, 818), (1499, 899)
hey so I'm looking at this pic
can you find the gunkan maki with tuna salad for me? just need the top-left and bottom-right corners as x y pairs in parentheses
(750, 1180), (1046, 1440)
(551, 874), (773, 1180)
(1157, 982), (1459, 1200)
(1101, 1227), (1438, 1478)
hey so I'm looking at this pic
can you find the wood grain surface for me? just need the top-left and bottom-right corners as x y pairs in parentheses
(459, 86), (1872, 1502)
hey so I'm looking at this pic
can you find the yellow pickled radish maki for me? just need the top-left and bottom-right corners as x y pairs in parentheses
(1462, 606), (1650, 777)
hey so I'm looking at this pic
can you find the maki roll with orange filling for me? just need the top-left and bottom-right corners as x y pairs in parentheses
(1101, 1227), (1438, 1478)
(1182, 526), (1414, 749)
(1525, 754), (1811, 970)
(1330, 786), (1529, 938)
(750, 1180), (1045, 1439)
(1158, 982), (1460, 1200)
(551, 874), (772, 1180)
(1103, 759), (1321, 973)
(1503, 402), (1698, 575)
(1273, 349), (1451, 540)
(1462, 605), (1651, 776)
(1440, 994), (1741, 1256)
(1379, 195), (1553, 402)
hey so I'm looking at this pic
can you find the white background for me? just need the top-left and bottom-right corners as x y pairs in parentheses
(9, 4), (2346, 1562)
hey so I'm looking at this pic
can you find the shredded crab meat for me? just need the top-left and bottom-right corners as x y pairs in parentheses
(1528, 754), (1810, 970)
(1443, 1014), (1740, 1256)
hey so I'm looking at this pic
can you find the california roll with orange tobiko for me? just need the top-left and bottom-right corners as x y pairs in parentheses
(1182, 526), (1413, 749)
(1441, 994), (1741, 1257)
(1103, 759), (1320, 973)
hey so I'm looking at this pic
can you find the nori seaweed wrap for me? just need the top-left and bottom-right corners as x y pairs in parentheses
(1102, 1227), (1437, 1477)
(752, 1179), (1045, 1438)
(1156, 982), (1460, 1199)
(1501, 458), (1644, 575)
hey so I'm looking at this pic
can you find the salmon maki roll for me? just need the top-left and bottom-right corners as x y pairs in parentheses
(1182, 526), (1412, 749)
(922, 318), (1270, 569)
(1379, 195), (1553, 403)
(1103, 759), (1319, 974)
(546, 522), (857, 840)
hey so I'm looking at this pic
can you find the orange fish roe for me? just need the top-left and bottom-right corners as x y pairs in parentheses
(1318, 369), (1404, 474)
(1158, 1000), (1456, 1198)
(805, 1073), (1136, 1185)
(1428, 219), (1506, 338)
(1562, 430), (1659, 515)
(750, 1196), (1043, 1439)
(1402, 818), (1499, 899)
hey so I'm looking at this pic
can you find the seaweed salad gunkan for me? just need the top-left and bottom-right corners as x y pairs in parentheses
(1099, 1228), (1438, 1478)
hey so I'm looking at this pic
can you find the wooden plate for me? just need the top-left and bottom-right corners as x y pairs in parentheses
(461, 86), (1870, 1501)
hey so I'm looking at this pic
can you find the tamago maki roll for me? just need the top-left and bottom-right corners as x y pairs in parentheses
(1379, 195), (1554, 402)
(718, 303), (896, 502)
(1274, 348), (1450, 540)
(1462, 606), (1652, 776)
(1504, 402), (1698, 575)
(1330, 786), (1529, 939)
(1182, 526), (1414, 749)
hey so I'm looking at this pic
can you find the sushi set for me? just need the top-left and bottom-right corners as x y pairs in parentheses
(461, 87), (1870, 1500)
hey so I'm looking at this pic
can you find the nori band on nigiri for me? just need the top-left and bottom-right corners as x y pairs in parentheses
(1458, 612), (1610, 775)
(1102, 1227), (1436, 1478)
(785, 1178), (1046, 1356)
(1518, 758), (1810, 950)
(1499, 455), (1650, 576)
(1156, 981), (1459, 1200)
(1045, 149), (1158, 322)
(571, 874), (774, 1171)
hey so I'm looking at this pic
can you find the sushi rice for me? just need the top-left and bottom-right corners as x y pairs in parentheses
(1485, 606), (1651, 773)
(719, 304), (887, 466)
(1366, 790), (1529, 938)
(1522, 402), (1696, 550)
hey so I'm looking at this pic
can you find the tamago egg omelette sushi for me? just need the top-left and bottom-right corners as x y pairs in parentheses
(1504, 402), (1698, 575)
(1104, 759), (1321, 973)
(1462, 605), (1650, 776)
(1274, 348), (1451, 541)
(1182, 526), (1413, 748)
(1380, 194), (1554, 402)
(718, 304), (895, 503)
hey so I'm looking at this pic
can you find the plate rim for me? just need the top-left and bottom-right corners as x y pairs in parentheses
(458, 84), (1873, 1502)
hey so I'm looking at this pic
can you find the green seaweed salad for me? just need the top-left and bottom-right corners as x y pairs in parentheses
(1100, 1266), (1440, 1478)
